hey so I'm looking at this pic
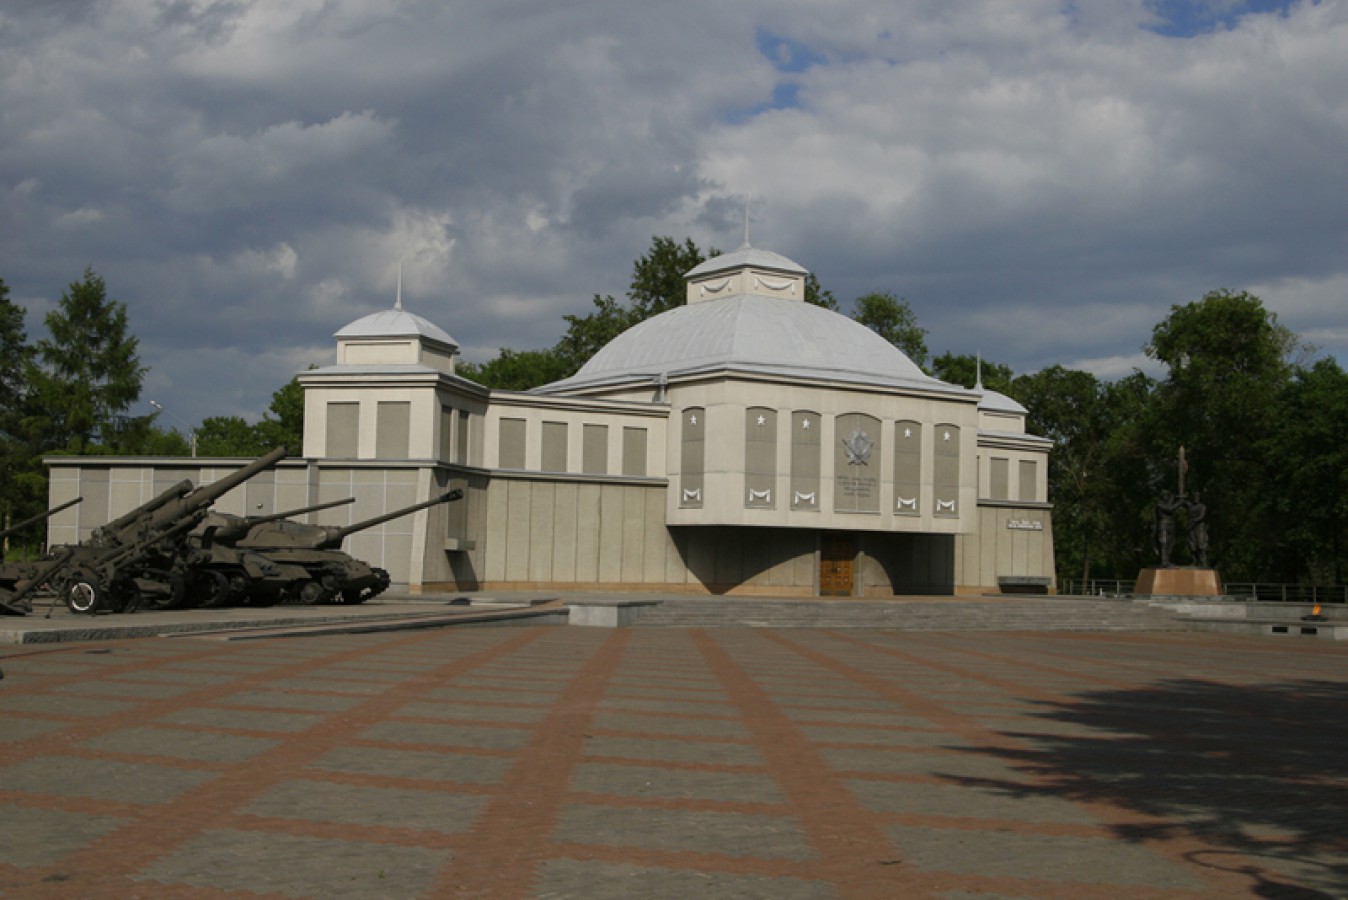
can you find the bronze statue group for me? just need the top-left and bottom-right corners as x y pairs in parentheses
(1153, 490), (1209, 568)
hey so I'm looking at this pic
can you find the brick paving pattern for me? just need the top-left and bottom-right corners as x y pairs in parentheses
(0, 626), (1345, 898)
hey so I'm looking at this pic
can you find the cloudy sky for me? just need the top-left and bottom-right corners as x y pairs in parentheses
(2, 0), (1345, 429)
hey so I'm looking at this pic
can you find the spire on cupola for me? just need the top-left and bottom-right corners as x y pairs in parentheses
(683, 200), (809, 304)
(395, 260), (404, 311)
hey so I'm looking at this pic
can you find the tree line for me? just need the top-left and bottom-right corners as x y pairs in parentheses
(5, 243), (1346, 586)
(0, 269), (301, 555)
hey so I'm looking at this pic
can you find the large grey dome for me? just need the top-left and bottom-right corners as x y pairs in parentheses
(538, 295), (955, 394)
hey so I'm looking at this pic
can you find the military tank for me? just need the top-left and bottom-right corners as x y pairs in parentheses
(181, 497), (356, 608)
(225, 489), (464, 605)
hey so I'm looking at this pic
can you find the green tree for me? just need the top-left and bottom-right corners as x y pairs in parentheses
(196, 416), (269, 457)
(552, 293), (637, 379)
(805, 273), (837, 311)
(255, 376), (306, 452)
(28, 267), (145, 453)
(629, 236), (706, 318)
(1263, 358), (1348, 584)
(851, 292), (928, 367)
(1144, 289), (1302, 579)
(932, 352), (1016, 393)
(459, 348), (572, 392)
(1013, 366), (1156, 584)
(0, 276), (39, 546)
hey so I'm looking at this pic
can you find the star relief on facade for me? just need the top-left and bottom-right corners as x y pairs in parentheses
(801, 418), (811, 430)
(943, 430), (952, 441)
(756, 415), (766, 426)
(903, 427), (913, 439)
(841, 428), (873, 466)
(689, 413), (698, 425)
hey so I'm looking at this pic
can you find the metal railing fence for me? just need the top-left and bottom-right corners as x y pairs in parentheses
(1057, 578), (1347, 603)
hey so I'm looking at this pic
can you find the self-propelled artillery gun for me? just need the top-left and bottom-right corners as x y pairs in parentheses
(43, 446), (289, 614)
(0, 497), (83, 616)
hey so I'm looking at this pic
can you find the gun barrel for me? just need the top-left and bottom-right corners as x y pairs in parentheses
(321, 489), (463, 548)
(0, 496), (83, 543)
(250, 496), (355, 527)
(146, 446), (288, 531)
(102, 481), (193, 536)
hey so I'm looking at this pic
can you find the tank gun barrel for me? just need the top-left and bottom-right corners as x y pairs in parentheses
(1, 497), (82, 543)
(319, 489), (463, 549)
(206, 496), (356, 545)
(249, 496), (355, 527)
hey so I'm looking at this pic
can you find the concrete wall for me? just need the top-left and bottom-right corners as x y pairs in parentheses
(953, 502), (1057, 593)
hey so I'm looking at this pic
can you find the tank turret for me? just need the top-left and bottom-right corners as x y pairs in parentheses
(233, 489), (464, 605)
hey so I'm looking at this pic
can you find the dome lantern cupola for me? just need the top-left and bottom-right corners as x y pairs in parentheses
(332, 267), (459, 374)
(684, 240), (809, 305)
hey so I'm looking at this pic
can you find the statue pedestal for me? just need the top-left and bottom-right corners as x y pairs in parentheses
(1135, 567), (1223, 597)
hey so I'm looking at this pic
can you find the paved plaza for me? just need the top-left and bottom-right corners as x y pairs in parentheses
(1, 623), (1345, 898)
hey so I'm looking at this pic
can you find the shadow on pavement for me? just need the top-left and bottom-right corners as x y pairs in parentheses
(945, 678), (1348, 897)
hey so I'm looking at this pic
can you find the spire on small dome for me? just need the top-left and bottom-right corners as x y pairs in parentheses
(739, 196), (751, 251)
(395, 260), (404, 311)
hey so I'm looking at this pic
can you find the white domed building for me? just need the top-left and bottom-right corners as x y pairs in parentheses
(294, 241), (1055, 596)
(45, 242), (1055, 598)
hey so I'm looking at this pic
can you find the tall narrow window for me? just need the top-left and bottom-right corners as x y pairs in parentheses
(791, 410), (821, 510)
(541, 421), (568, 472)
(456, 410), (470, 464)
(745, 407), (776, 508)
(680, 408), (705, 508)
(893, 420), (921, 516)
(440, 405), (454, 461)
(375, 401), (410, 459)
(498, 418), (526, 469)
(934, 424), (960, 516)
(326, 402), (359, 458)
(1019, 460), (1038, 502)
(990, 457), (1009, 500)
(582, 424), (608, 474)
(622, 427), (648, 477)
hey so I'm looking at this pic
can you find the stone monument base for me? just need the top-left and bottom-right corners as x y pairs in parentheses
(1135, 567), (1223, 597)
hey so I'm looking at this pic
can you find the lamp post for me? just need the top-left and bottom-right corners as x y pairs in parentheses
(149, 400), (197, 458)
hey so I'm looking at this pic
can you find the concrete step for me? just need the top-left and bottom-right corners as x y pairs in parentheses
(630, 598), (1185, 631)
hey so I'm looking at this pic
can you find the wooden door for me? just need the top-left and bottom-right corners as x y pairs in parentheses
(819, 533), (856, 597)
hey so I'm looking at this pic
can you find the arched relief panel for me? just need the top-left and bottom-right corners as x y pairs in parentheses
(934, 423), (960, 516)
(680, 407), (705, 508)
(833, 412), (881, 513)
(745, 407), (777, 508)
(790, 410), (820, 510)
(893, 420), (921, 515)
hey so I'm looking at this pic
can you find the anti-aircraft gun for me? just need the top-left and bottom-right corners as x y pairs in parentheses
(179, 496), (357, 608)
(0, 497), (82, 616)
(229, 489), (464, 605)
(49, 446), (289, 614)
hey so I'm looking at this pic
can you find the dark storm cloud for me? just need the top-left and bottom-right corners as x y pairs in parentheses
(1, 0), (1345, 426)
